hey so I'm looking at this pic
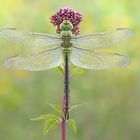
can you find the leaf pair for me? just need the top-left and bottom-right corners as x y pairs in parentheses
(46, 101), (86, 112)
(55, 65), (86, 76)
(31, 102), (86, 134)
(31, 114), (76, 135)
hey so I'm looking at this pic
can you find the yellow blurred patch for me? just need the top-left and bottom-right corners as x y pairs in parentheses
(14, 70), (29, 79)
(0, 82), (8, 94)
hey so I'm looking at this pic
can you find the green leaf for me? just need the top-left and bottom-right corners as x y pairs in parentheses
(71, 65), (86, 75)
(44, 119), (59, 135)
(46, 102), (62, 114)
(55, 66), (64, 75)
(68, 119), (77, 134)
(69, 103), (86, 111)
(30, 114), (61, 122)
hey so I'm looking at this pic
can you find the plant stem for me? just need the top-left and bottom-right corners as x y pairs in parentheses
(61, 116), (66, 140)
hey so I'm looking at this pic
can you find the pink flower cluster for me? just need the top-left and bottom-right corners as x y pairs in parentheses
(50, 7), (83, 35)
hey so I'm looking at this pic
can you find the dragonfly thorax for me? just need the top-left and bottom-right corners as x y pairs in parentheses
(61, 36), (72, 48)
(60, 20), (73, 48)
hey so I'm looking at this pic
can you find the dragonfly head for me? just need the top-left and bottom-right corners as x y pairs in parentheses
(60, 20), (73, 31)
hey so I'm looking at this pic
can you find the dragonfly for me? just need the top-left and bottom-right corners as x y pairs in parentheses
(0, 20), (133, 119)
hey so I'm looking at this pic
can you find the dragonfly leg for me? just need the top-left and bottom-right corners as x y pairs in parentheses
(64, 112), (69, 120)
(63, 97), (70, 120)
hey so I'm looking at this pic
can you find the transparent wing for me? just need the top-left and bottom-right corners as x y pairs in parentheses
(3, 47), (63, 71)
(71, 28), (133, 50)
(0, 28), (62, 51)
(71, 47), (130, 69)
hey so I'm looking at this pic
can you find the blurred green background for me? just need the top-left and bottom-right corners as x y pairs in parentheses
(0, 0), (139, 140)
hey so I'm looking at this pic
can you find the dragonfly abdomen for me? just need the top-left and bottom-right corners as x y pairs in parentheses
(63, 51), (70, 120)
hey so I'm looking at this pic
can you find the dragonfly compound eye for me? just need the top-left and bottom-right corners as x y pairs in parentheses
(50, 7), (83, 35)
(60, 20), (73, 31)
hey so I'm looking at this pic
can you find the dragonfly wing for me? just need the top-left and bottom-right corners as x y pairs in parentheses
(71, 47), (130, 69)
(4, 47), (63, 71)
(0, 28), (62, 50)
(71, 28), (133, 50)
